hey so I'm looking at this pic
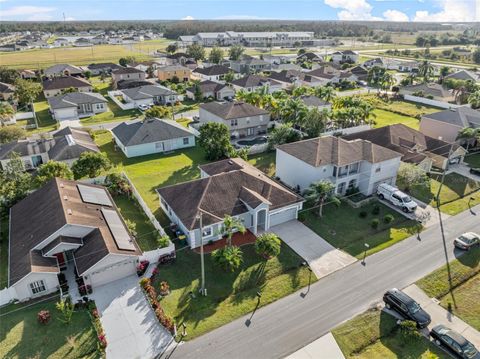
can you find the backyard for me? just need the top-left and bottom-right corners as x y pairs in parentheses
(332, 307), (447, 359)
(299, 201), (420, 258)
(0, 298), (98, 359)
(372, 109), (420, 130)
(464, 153), (480, 169)
(151, 241), (314, 340)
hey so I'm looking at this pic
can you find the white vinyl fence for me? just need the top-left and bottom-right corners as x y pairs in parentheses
(321, 124), (372, 136)
(403, 95), (464, 109)
(15, 111), (34, 120)
(0, 287), (17, 307)
(108, 90), (135, 110)
(140, 242), (175, 263)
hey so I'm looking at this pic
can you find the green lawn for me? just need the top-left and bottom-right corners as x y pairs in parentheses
(247, 151), (276, 177)
(0, 299), (99, 359)
(417, 246), (480, 331)
(464, 153), (480, 168)
(0, 214), (9, 290)
(15, 97), (58, 135)
(152, 242), (314, 340)
(365, 96), (441, 119)
(332, 307), (447, 359)
(399, 173), (480, 215)
(300, 201), (420, 258)
(372, 109), (420, 130)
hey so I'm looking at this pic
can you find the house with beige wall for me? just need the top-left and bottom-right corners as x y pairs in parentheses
(157, 65), (191, 82)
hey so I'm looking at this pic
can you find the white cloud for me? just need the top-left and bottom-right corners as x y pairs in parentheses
(65, 17), (76, 21)
(1, 5), (56, 19)
(215, 15), (272, 20)
(383, 9), (409, 22)
(181, 15), (194, 20)
(413, 0), (476, 22)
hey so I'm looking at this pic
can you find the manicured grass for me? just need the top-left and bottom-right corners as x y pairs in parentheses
(113, 194), (158, 251)
(0, 214), (9, 290)
(16, 97), (59, 135)
(464, 153), (480, 168)
(417, 246), (480, 330)
(399, 173), (480, 215)
(0, 298), (98, 359)
(153, 242), (314, 340)
(247, 151), (276, 177)
(373, 109), (420, 130)
(300, 201), (420, 258)
(365, 96), (441, 119)
(332, 307), (447, 359)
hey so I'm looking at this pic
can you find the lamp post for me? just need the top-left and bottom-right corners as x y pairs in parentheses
(361, 243), (370, 265)
(256, 291), (262, 305)
(197, 211), (206, 296)
(469, 197), (475, 208)
(182, 323), (187, 337)
(302, 261), (313, 291)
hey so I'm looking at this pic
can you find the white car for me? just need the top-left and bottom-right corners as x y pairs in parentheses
(138, 104), (151, 111)
(377, 183), (417, 213)
(454, 232), (479, 251)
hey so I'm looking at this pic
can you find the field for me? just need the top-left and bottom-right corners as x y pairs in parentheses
(372, 109), (420, 130)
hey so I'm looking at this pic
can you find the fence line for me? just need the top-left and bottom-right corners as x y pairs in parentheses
(107, 90), (135, 110)
(403, 95), (464, 109)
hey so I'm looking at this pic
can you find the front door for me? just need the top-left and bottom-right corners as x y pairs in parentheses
(257, 209), (267, 232)
(56, 252), (66, 270)
(31, 155), (43, 167)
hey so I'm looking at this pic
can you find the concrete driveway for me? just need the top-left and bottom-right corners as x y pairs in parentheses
(91, 275), (174, 359)
(270, 220), (356, 279)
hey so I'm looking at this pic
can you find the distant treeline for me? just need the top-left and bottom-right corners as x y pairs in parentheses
(0, 20), (460, 39)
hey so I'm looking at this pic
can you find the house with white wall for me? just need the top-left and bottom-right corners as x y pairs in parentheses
(330, 50), (359, 64)
(192, 65), (238, 82)
(42, 76), (93, 98)
(119, 85), (178, 108)
(48, 92), (108, 122)
(185, 80), (235, 100)
(157, 158), (303, 249)
(276, 136), (402, 195)
(231, 75), (283, 94)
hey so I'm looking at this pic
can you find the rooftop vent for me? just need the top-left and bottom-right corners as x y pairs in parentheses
(67, 209), (73, 215)
(60, 183), (64, 188)
(63, 195), (68, 201)
(65, 134), (76, 146)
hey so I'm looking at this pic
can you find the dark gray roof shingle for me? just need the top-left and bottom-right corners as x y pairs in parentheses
(422, 107), (480, 128)
(200, 101), (269, 120)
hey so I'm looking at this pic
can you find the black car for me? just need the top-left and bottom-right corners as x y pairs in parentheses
(383, 288), (431, 328)
(430, 324), (479, 359)
(470, 168), (480, 176)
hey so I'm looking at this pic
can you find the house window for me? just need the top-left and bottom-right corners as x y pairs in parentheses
(202, 227), (212, 237)
(155, 142), (164, 150)
(231, 119), (238, 126)
(30, 280), (46, 294)
(349, 162), (359, 174)
(337, 182), (346, 194)
(183, 137), (189, 145)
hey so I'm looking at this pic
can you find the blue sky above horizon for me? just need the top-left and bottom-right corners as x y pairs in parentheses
(1, 0), (478, 22)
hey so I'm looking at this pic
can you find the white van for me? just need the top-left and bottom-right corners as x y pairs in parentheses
(377, 183), (417, 213)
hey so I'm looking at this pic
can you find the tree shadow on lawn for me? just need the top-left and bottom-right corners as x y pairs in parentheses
(455, 246), (480, 269)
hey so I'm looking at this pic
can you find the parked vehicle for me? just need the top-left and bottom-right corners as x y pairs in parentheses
(377, 183), (417, 213)
(454, 232), (479, 251)
(383, 288), (431, 328)
(470, 168), (480, 176)
(430, 324), (479, 359)
(138, 104), (151, 111)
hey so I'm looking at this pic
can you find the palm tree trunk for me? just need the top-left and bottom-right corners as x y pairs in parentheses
(318, 198), (324, 217)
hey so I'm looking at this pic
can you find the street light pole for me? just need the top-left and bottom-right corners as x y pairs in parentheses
(197, 211), (206, 296)
(362, 243), (370, 265)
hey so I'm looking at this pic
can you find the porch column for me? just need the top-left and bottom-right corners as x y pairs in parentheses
(252, 211), (258, 235)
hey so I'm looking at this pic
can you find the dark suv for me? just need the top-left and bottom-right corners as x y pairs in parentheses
(383, 288), (431, 328)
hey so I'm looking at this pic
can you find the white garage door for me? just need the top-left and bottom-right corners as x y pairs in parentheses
(89, 259), (137, 288)
(269, 207), (298, 227)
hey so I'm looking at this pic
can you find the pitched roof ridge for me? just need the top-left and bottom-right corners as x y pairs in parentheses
(189, 176), (213, 228)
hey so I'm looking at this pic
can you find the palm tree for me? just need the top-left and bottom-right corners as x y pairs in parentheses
(453, 85), (468, 105)
(222, 215), (246, 247)
(379, 72), (394, 94)
(291, 86), (311, 98)
(314, 86), (335, 102)
(468, 90), (480, 109)
(0, 102), (15, 126)
(279, 97), (307, 125)
(303, 107), (329, 138)
(456, 127), (480, 152)
(304, 180), (340, 217)
(418, 60), (434, 83)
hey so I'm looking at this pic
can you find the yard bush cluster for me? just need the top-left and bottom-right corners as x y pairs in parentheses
(139, 277), (175, 333)
(254, 232), (281, 259)
(106, 172), (132, 196)
(357, 203), (395, 229)
(37, 309), (51, 324)
(89, 301), (108, 352)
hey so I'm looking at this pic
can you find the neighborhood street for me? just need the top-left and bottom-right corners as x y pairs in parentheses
(166, 204), (480, 359)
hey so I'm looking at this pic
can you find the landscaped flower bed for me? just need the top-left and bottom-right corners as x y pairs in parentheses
(139, 277), (175, 334)
(88, 301), (108, 354)
(137, 260), (150, 276)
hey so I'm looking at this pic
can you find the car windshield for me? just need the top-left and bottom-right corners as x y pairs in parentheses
(459, 236), (474, 244)
(407, 301), (421, 314)
(463, 342), (478, 358)
(401, 195), (412, 203)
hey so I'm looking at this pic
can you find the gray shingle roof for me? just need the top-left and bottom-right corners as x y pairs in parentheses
(112, 67), (144, 75)
(186, 80), (227, 93)
(422, 107), (480, 128)
(193, 65), (234, 76)
(44, 64), (83, 76)
(42, 76), (92, 91)
(300, 95), (330, 108)
(0, 81), (15, 93)
(400, 83), (451, 99)
(231, 75), (281, 88)
(445, 70), (478, 82)
(48, 127), (99, 161)
(200, 101), (269, 120)
(47, 92), (107, 110)
(112, 118), (193, 147)
(120, 85), (175, 100)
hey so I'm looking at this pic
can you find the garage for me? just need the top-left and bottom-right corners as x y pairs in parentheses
(88, 258), (137, 288)
(269, 206), (298, 227)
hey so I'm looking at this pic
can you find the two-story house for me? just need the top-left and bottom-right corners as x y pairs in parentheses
(157, 65), (191, 82)
(199, 101), (270, 138)
(111, 67), (146, 87)
(229, 58), (271, 75)
(276, 136), (402, 195)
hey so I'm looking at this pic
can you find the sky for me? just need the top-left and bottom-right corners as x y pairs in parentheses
(0, 0), (479, 22)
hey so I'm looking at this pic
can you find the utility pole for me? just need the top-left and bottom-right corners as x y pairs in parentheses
(197, 211), (206, 296)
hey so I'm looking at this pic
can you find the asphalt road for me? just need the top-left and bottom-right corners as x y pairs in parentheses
(166, 205), (480, 359)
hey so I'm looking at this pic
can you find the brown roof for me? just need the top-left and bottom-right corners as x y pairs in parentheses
(200, 101), (269, 120)
(42, 76), (92, 91)
(277, 136), (402, 167)
(9, 178), (141, 285)
(42, 236), (83, 255)
(157, 158), (303, 229)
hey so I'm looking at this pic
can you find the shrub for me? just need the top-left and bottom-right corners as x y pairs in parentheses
(212, 245), (243, 271)
(157, 234), (170, 248)
(139, 277), (150, 289)
(359, 211), (368, 218)
(384, 214), (395, 224)
(398, 320), (422, 344)
(254, 232), (281, 259)
(371, 219), (380, 229)
(56, 298), (74, 324)
(105, 173), (132, 196)
(371, 205), (380, 215)
(159, 281), (170, 296)
(37, 310), (51, 324)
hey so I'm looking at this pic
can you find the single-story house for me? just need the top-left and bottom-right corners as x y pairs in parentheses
(44, 64), (84, 78)
(7, 178), (142, 301)
(112, 118), (195, 158)
(0, 82), (15, 101)
(42, 76), (93, 98)
(343, 124), (466, 171)
(116, 79), (153, 90)
(363, 58), (385, 69)
(87, 62), (123, 75)
(0, 127), (99, 170)
(350, 66), (369, 82)
(296, 52), (324, 64)
(199, 101), (270, 138)
(399, 83), (454, 102)
(192, 65), (237, 82)
(48, 92), (109, 122)
(231, 75), (283, 94)
(111, 67), (146, 85)
(307, 67), (357, 85)
(268, 69), (324, 88)
(330, 50), (359, 64)
(229, 58), (271, 75)
(398, 61), (419, 73)
(20, 70), (37, 80)
(119, 85), (178, 107)
(299, 95), (331, 110)
(157, 158), (304, 248)
(444, 70), (479, 82)
(420, 107), (480, 144)
(185, 80), (235, 100)
(276, 136), (402, 195)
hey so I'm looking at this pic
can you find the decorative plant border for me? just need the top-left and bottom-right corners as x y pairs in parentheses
(139, 277), (175, 334)
(87, 301), (108, 354)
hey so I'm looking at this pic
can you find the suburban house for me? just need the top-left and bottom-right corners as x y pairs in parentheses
(229, 58), (271, 74)
(350, 66), (369, 82)
(87, 62), (123, 75)
(307, 67), (357, 85)
(330, 50), (359, 64)
(128, 60), (162, 73)
(343, 124), (466, 171)
(268, 69), (323, 88)
(231, 75), (283, 94)
(420, 107), (480, 144)
(42, 76), (93, 98)
(296, 52), (324, 64)
(0, 127), (99, 169)
(0, 82), (15, 101)
(53, 38), (70, 47)
(363, 58), (386, 69)
(116, 79), (153, 90)
(20, 69), (37, 80)
(111, 118), (195, 158)
(48, 92), (109, 122)
(44, 64), (84, 77)
(119, 85), (178, 107)
(262, 54), (292, 65)
(199, 101), (270, 138)
(192, 65), (237, 82)
(399, 83), (454, 103)
(157, 65), (191, 82)
(111, 67), (146, 85)
(157, 158), (304, 248)
(165, 52), (194, 66)
(185, 80), (235, 100)
(276, 136), (402, 195)
(445, 70), (479, 82)
(7, 178), (142, 301)
(398, 61), (419, 73)
(299, 95), (331, 110)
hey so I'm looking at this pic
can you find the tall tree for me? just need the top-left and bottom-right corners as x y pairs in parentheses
(303, 107), (330, 138)
(228, 45), (244, 61)
(186, 44), (206, 61)
(222, 215), (246, 247)
(0, 102), (15, 126)
(0, 66), (20, 84)
(0, 152), (32, 207)
(267, 123), (301, 150)
(314, 86), (335, 102)
(165, 43), (178, 55)
(379, 72), (394, 94)
(468, 90), (480, 109)
(0, 126), (26, 144)
(13, 78), (42, 106)
(208, 46), (224, 64)
(456, 127), (480, 152)
(35, 161), (73, 186)
(304, 180), (340, 217)
(418, 60), (434, 83)
(198, 122), (235, 160)
(72, 152), (111, 179)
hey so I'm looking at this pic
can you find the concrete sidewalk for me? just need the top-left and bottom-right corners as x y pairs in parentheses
(403, 284), (480, 348)
(284, 332), (345, 359)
